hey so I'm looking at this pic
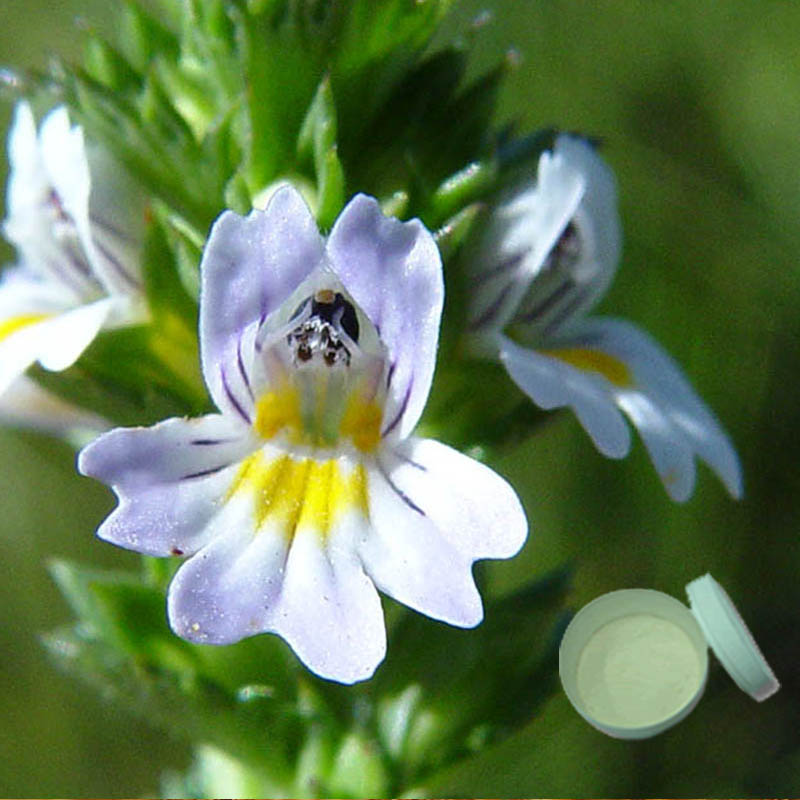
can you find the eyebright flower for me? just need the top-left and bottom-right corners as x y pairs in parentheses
(79, 186), (527, 684)
(0, 101), (144, 398)
(468, 134), (741, 502)
(0, 374), (109, 443)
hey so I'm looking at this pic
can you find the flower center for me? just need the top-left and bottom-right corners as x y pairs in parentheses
(253, 287), (387, 452)
(513, 219), (588, 333)
(287, 290), (359, 367)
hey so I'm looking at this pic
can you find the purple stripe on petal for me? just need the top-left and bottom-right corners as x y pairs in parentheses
(90, 211), (135, 244)
(237, 334), (255, 401)
(382, 381), (412, 438)
(473, 250), (525, 288)
(181, 463), (230, 480)
(377, 460), (426, 516)
(515, 278), (574, 325)
(395, 451), (427, 471)
(385, 361), (396, 389)
(541, 284), (590, 336)
(221, 364), (251, 424)
(92, 236), (140, 290)
(469, 281), (513, 331)
(190, 438), (239, 446)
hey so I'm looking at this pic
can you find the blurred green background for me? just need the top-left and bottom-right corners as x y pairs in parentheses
(2, 0), (800, 796)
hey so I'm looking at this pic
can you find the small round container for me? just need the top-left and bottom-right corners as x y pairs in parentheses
(559, 574), (780, 739)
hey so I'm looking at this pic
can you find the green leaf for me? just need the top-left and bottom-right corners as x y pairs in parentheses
(118, 1), (179, 74)
(434, 201), (484, 262)
(297, 75), (338, 167)
(298, 77), (346, 227)
(83, 38), (143, 92)
(154, 204), (205, 302)
(236, 6), (323, 192)
(429, 160), (497, 226)
(370, 568), (572, 784)
(42, 625), (297, 786)
(327, 730), (391, 798)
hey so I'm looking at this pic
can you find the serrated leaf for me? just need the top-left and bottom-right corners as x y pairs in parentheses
(297, 76), (337, 166)
(49, 560), (142, 639)
(118, 1), (180, 74)
(155, 205), (205, 302)
(236, 7), (323, 192)
(83, 38), (143, 92)
(429, 160), (497, 225)
(434, 202), (484, 262)
(317, 144), (345, 229)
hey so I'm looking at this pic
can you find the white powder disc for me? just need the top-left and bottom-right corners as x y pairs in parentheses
(576, 613), (703, 728)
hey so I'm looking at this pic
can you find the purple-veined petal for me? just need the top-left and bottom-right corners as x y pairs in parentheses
(550, 134), (620, 312)
(575, 317), (742, 501)
(200, 184), (324, 417)
(499, 333), (632, 459)
(470, 145), (585, 332)
(326, 194), (443, 441)
(38, 106), (92, 255)
(358, 437), (526, 628)
(78, 414), (257, 556)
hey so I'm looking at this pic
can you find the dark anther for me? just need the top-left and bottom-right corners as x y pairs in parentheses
(171, 547), (184, 556)
(297, 343), (312, 361)
(291, 289), (359, 343)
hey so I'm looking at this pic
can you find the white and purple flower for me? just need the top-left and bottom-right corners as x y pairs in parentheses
(0, 101), (144, 401)
(79, 186), (527, 683)
(469, 134), (742, 502)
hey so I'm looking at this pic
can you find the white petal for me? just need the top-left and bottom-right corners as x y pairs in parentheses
(360, 480), (480, 626)
(0, 299), (111, 395)
(199, 185), (324, 418)
(385, 437), (528, 559)
(326, 194), (443, 440)
(265, 520), (386, 684)
(577, 317), (743, 500)
(499, 334), (631, 458)
(5, 101), (46, 218)
(358, 438), (526, 629)
(37, 297), (116, 370)
(78, 413), (256, 556)
(167, 494), (291, 637)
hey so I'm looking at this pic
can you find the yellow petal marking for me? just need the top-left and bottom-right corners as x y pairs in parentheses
(543, 346), (631, 387)
(228, 451), (369, 542)
(339, 395), (383, 452)
(254, 386), (303, 441)
(0, 313), (50, 344)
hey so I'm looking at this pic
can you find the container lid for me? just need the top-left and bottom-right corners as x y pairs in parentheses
(685, 574), (779, 701)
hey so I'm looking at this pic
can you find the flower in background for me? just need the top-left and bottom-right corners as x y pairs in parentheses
(469, 134), (741, 502)
(79, 186), (527, 684)
(0, 375), (109, 446)
(0, 101), (145, 399)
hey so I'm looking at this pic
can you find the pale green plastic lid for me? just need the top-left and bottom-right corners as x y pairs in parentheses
(686, 574), (780, 701)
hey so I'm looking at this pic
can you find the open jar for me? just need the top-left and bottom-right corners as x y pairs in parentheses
(559, 573), (780, 739)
